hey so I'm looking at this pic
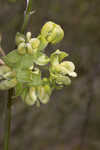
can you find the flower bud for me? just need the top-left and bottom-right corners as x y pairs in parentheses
(41, 21), (64, 44)
(0, 78), (17, 90)
(15, 32), (25, 45)
(26, 32), (31, 42)
(50, 72), (71, 86)
(47, 25), (64, 44)
(3, 71), (16, 79)
(52, 64), (66, 74)
(29, 38), (40, 50)
(29, 87), (37, 101)
(41, 21), (54, 38)
(60, 61), (77, 77)
(0, 65), (11, 79)
(26, 43), (34, 54)
(0, 65), (11, 74)
(17, 42), (26, 55)
(24, 87), (37, 105)
(37, 85), (51, 104)
(56, 75), (71, 86)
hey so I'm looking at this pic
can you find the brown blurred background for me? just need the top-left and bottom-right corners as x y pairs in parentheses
(0, 0), (100, 150)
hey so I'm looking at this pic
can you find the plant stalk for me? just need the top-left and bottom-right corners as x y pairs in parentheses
(21, 0), (33, 33)
(4, 89), (13, 150)
(3, 0), (33, 150)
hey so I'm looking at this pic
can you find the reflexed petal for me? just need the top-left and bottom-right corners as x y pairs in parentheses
(68, 71), (77, 77)
(61, 61), (75, 72)
(50, 49), (68, 65)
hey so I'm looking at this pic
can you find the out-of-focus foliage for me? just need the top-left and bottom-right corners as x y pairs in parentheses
(0, 0), (100, 150)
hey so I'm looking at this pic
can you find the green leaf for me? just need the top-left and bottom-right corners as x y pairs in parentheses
(16, 69), (32, 83)
(3, 50), (34, 70)
(2, 50), (22, 68)
(16, 69), (42, 86)
(19, 54), (34, 69)
(27, 72), (42, 86)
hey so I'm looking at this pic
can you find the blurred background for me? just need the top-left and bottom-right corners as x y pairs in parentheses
(0, 0), (100, 150)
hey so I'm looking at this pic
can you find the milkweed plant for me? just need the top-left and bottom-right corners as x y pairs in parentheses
(1, 1), (77, 150)
(0, 21), (77, 106)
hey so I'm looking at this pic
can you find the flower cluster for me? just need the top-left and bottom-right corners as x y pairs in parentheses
(50, 49), (77, 89)
(0, 21), (77, 106)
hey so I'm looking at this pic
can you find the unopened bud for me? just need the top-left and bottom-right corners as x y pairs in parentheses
(47, 25), (64, 44)
(56, 75), (71, 86)
(0, 78), (17, 90)
(17, 42), (26, 55)
(41, 21), (54, 38)
(15, 32), (25, 45)
(41, 21), (64, 44)
(29, 38), (40, 50)
(60, 61), (77, 77)
(29, 87), (37, 102)
(37, 85), (51, 104)
(26, 32), (31, 42)
(26, 43), (34, 54)
(24, 88), (37, 105)
(0, 65), (11, 79)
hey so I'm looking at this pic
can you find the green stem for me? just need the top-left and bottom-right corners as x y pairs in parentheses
(4, 89), (13, 150)
(3, 1), (33, 150)
(21, 0), (33, 33)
